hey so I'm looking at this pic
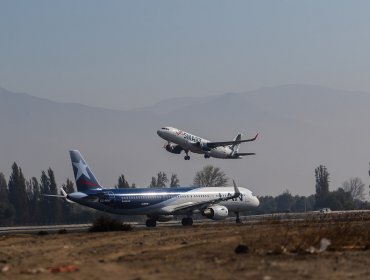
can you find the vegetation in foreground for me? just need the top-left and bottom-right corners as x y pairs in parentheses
(89, 215), (133, 232)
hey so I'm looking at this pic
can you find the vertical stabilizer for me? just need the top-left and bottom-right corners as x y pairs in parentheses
(69, 150), (104, 192)
(230, 133), (242, 154)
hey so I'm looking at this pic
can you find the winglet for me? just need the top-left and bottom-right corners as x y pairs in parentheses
(61, 187), (75, 203)
(249, 133), (258, 141)
(60, 188), (68, 197)
(240, 133), (258, 143)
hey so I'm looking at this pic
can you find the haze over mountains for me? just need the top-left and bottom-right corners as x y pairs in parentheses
(0, 85), (369, 197)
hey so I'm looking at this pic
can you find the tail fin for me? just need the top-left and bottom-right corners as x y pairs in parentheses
(69, 150), (103, 192)
(230, 133), (242, 154)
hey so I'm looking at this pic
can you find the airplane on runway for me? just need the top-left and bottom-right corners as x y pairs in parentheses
(157, 127), (258, 160)
(61, 150), (259, 227)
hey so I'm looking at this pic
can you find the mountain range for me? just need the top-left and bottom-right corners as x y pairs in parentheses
(0, 85), (369, 197)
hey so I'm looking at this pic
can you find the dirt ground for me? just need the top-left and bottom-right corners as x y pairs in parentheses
(2, 216), (370, 280)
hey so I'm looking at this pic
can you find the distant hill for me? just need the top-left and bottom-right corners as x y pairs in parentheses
(1, 85), (369, 197)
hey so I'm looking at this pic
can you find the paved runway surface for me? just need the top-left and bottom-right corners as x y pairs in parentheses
(2, 210), (370, 235)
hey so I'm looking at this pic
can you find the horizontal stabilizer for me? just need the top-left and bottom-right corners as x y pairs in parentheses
(235, 153), (255, 156)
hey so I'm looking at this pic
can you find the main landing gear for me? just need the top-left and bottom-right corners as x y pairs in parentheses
(181, 217), (193, 226)
(184, 150), (190, 160)
(235, 212), (242, 224)
(204, 154), (210, 159)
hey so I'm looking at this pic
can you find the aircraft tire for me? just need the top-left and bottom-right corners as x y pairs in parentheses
(146, 219), (157, 227)
(184, 156), (190, 160)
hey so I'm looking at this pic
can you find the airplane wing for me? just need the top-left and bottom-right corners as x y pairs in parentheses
(169, 180), (241, 214)
(205, 133), (258, 149)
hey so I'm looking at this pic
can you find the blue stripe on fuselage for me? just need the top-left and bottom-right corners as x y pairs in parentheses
(82, 186), (199, 211)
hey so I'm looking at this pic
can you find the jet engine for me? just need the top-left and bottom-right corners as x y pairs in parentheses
(202, 205), (228, 220)
(165, 144), (183, 154)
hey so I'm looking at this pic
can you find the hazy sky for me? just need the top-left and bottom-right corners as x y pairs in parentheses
(1, 1), (370, 109)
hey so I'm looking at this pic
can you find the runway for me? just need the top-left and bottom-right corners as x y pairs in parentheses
(1, 210), (370, 235)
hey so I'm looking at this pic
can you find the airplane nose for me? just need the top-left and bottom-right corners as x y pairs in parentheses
(157, 130), (163, 137)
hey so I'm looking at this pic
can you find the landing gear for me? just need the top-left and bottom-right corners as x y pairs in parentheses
(204, 153), (210, 159)
(146, 219), (157, 227)
(184, 150), (190, 160)
(235, 212), (242, 224)
(181, 217), (193, 226)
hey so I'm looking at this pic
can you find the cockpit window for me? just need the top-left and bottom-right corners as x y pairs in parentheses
(161, 127), (170, 130)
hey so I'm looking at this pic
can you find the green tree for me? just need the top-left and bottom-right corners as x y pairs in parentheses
(315, 165), (330, 208)
(157, 172), (168, 188)
(40, 171), (50, 194)
(193, 165), (228, 187)
(149, 177), (157, 188)
(48, 168), (58, 195)
(27, 177), (41, 224)
(150, 172), (168, 188)
(170, 174), (180, 188)
(292, 196), (311, 212)
(0, 172), (9, 205)
(62, 178), (75, 194)
(256, 196), (277, 213)
(39, 170), (51, 224)
(342, 177), (365, 201)
(275, 190), (294, 212)
(325, 188), (354, 210)
(117, 174), (130, 188)
(0, 172), (14, 226)
(48, 168), (62, 223)
(8, 163), (29, 224)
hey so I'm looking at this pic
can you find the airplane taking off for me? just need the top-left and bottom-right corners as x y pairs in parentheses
(62, 150), (259, 227)
(157, 127), (258, 160)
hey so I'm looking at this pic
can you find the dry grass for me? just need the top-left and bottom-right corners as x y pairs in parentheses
(243, 212), (370, 254)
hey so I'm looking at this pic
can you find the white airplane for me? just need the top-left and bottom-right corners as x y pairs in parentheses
(157, 127), (258, 160)
(59, 150), (260, 227)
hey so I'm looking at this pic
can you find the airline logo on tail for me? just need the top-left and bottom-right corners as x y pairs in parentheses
(70, 150), (103, 191)
(73, 160), (91, 180)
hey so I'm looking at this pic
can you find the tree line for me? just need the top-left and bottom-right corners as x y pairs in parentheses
(0, 164), (227, 226)
(253, 165), (370, 214)
(1, 162), (368, 226)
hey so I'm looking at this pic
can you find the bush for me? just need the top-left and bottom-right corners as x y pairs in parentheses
(89, 215), (133, 232)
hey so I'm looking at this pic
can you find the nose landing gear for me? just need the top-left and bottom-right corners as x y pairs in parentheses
(184, 150), (190, 160)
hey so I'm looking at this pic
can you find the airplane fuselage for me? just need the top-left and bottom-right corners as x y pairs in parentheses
(67, 186), (259, 216)
(68, 150), (259, 226)
(157, 127), (239, 159)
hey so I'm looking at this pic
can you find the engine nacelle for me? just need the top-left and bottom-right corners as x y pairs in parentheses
(202, 205), (229, 220)
(165, 144), (182, 154)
